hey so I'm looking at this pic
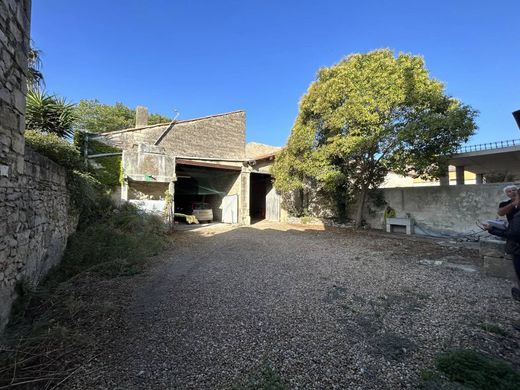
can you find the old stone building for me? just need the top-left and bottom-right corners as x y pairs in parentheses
(92, 108), (282, 224)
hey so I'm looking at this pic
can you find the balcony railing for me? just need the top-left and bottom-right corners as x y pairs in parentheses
(456, 139), (520, 153)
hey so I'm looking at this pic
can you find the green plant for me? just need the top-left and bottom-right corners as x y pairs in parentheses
(46, 204), (166, 285)
(272, 49), (477, 227)
(240, 361), (287, 390)
(300, 216), (314, 224)
(67, 170), (113, 227)
(478, 323), (508, 337)
(86, 140), (122, 187)
(24, 130), (84, 170)
(26, 90), (76, 138)
(436, 349), (520, 389)
(73, 99), (171, 133)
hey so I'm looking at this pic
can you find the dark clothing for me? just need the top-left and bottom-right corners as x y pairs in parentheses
(499, 199), (519, 223)
(489, 212), (520, 283)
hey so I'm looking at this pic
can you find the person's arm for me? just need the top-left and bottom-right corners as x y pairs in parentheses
(489, 215), (520, 240)
(498, 201), (516, 216)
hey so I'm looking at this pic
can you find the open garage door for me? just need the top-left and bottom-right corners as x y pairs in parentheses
(175, 163), (241, 222)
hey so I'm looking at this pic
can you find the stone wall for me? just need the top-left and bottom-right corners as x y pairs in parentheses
(362, 183), (518, 235)
(0, 0), (31, 179)
(1, 147), (76, 332)
(96, 111), (246, 160)
(1, 0), (77, 333)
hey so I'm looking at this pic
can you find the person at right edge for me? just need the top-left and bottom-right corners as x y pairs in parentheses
(497, 185), (518, 224)
(486, 188), (520, 310)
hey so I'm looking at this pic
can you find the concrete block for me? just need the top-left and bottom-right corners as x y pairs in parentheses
(482, 256), (516, 281)
(479, 238), (506, 258)
(386, 217), (414, 234)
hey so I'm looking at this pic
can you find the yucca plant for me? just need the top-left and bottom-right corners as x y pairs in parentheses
(26, 90), (76, 138)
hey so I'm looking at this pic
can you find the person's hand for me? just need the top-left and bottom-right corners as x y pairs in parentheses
(482, 223), (491, 231)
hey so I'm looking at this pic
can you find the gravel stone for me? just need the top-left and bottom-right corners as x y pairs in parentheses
(69, 222), (520, 389)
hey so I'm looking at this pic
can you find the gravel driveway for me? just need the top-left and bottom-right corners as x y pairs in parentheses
(72, 222), (520, 389)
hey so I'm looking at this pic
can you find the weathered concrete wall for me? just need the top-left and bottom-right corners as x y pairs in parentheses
(122, 144), (175, 182)
(129, 181), (169, 200)
(362, 183), (517, 234)
(97, 111), (246, 160)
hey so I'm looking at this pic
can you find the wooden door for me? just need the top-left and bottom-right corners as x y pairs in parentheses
(265, 186), (280, 221)
(222, 195), (238, 224)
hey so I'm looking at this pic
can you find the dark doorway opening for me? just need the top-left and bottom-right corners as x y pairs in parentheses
(174, 164), (240, 222)
(250, 173), (271, 221)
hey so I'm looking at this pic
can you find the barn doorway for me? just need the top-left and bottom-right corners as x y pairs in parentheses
(174, 162), (241, 223)
(250, 173), (279, 222)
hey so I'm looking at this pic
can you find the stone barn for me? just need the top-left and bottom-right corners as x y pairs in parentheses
(89, 108), (281, 225)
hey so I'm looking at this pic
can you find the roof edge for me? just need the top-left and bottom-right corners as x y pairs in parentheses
(91, 110), (246, 136)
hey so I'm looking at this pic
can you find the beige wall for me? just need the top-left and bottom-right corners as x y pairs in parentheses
(96, 111), (246, 161)
(362, 183), (516, 234)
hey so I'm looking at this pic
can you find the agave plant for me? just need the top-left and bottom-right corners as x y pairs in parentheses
(26, 90), (76, 138)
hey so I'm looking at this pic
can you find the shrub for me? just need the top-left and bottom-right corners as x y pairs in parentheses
(436, 349), (520, 390)
(26, 90), (76, 138)
(24, 130), (84, 170)
(67, 170), (113, 227)
(46, 204), (166, 285)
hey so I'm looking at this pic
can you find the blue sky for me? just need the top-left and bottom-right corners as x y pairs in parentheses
(32, 0), (520, 147)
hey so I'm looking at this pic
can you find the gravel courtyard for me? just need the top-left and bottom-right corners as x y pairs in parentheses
(73, 222), (520, 389)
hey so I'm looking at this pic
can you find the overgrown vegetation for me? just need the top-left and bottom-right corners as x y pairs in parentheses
(0, 204), (167, 388)
(2, 129), (168, 387)
(24, 130), (84, 170)
(421, 349), (520, 390)
(2, 96), (169, 387)
(24, 130), (113, 226)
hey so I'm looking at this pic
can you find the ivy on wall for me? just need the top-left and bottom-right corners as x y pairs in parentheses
(74, 132), (122, 188)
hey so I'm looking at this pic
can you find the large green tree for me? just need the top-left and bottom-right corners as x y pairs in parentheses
(272, 49), (478, 226)
(73, 100), (171, 133)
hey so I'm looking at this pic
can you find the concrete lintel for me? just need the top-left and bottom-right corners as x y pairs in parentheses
(126, 174), (176, 183)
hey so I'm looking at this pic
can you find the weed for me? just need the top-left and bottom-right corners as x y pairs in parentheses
(478, 323), (508, 337)
(435, 349), (520, 390)
(239, 361), (287, 390)
(0, 204), (168, 388)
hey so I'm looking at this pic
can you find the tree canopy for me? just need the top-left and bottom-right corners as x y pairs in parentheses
(272, 49), (478, 225)
(73, 100), (172, 133)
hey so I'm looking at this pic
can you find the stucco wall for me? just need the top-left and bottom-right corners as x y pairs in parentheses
(363, 184), (516, 234)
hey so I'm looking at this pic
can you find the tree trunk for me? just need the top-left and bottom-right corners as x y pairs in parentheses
(354, 185), (368, 228)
